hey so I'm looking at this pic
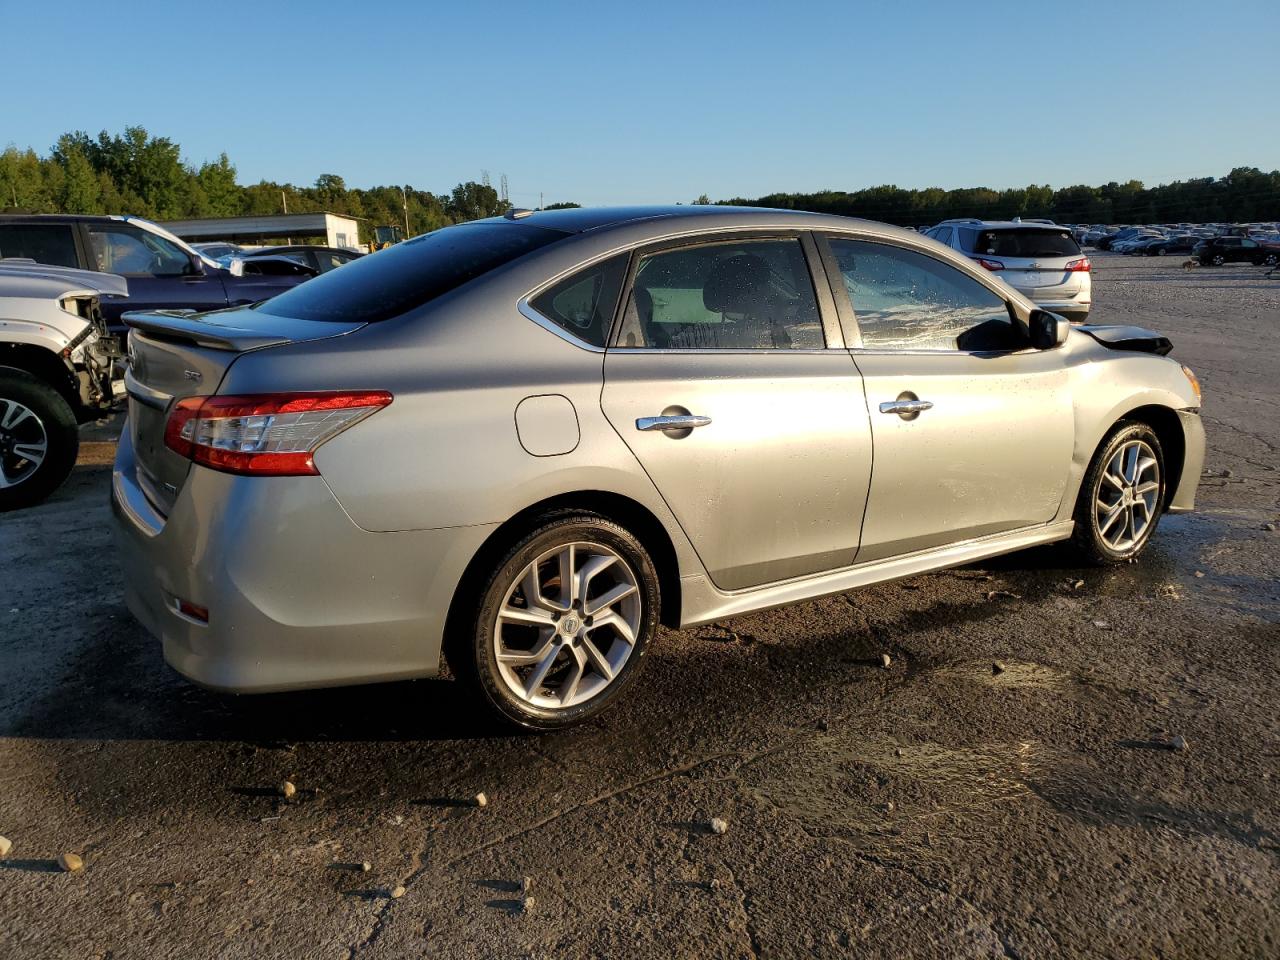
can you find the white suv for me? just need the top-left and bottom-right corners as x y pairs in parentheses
(924, 218), (1092, 322)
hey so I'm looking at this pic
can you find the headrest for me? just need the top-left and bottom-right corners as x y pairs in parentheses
(703, 254), (773, 314)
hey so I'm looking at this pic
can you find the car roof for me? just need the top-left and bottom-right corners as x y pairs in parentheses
(937, 219), (1069, 231)
(476, 204), (896, 237)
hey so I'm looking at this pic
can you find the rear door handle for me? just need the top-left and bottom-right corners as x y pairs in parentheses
(636, 414), (712, 432)
(875, 399), (936, 414)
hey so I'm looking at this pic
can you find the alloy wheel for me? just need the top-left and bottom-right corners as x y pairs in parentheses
(1094, 439), (1160, 552)
(0, 398), (48, 489)
(492, 541), (642, 710)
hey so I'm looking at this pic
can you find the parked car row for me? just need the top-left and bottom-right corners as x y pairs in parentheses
(0, 215), (332, 336)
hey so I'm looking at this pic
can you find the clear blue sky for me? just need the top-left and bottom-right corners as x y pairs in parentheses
(4, 0), (1278, 204)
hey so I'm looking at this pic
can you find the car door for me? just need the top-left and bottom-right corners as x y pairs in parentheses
(818, 234), (1075, 564)
(82, 221), (228, 329)
(600, 234), (873, 591)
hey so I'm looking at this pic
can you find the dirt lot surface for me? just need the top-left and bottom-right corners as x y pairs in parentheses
(1, 254), (1277, 959)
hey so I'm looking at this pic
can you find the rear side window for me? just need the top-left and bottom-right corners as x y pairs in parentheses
(256, 223), (568, 323)
(529, 253), (628, 348)
(0, 224), (78, 268)
(968, 228), (1080, 259)
(615, 239), (824, 350)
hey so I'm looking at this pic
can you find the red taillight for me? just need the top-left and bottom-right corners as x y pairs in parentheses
(1064, 257), (1091, 272)
(973, 257), (1005, 271)
(163, 391), (393, 476)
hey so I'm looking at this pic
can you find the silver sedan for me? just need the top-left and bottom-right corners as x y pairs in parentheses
(112, 206), (1205, 729)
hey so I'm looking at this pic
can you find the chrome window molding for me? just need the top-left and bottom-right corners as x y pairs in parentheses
(517, 298), (607, 354)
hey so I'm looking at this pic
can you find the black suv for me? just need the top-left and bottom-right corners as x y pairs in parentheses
(1192, 236), (1277, 267)
(0, 215), (313, 334)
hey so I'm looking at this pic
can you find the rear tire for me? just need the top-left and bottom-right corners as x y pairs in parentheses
(1211, 255), (1226, 266)
(446, 511), (661, 731)
(1068, 422), (1166, 566)
(0, 370), (79, 511)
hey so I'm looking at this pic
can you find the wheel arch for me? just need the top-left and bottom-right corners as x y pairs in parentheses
(1117, 404), (1186, 508)
(445, 490), (685, 641)
(0, 344), (81, 413)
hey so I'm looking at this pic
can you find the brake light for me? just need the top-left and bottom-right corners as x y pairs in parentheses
(164, 391), (393, 476)
(973, 257), (1004, 271)
(1064, 257), (1091, 272)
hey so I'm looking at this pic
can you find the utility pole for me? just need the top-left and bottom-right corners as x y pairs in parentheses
(281, 190), (288, 214)
(500, 174), (509, 207)
(400, 186), (410, 238)
(539, 191), (543, 211)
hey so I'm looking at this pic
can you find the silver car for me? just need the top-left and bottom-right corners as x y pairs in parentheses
(924, 218), (1092, 322)
(112, 206), (1204, 729)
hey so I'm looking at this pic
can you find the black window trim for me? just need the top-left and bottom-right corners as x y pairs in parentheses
(814, 231), (1035, 357)
(603, 229), (844, 353)
(518, 248), (636, 354)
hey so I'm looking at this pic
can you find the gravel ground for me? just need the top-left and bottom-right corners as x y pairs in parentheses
(1, 253), (1277, 959)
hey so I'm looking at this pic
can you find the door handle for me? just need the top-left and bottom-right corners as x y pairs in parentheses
(636, 414), (712, 432)
(878, 399), (932, 415)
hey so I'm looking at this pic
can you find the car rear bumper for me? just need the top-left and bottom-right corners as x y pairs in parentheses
(1036, 300), (1091, 322)
(111, 425), (495, 693)
(1167, 409), (1206, 514)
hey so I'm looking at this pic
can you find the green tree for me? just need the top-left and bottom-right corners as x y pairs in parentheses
(447, 180), (504, 222)
(197, 154), (241, 217)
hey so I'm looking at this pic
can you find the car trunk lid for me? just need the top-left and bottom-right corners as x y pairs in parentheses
(122, 307), (364, 516)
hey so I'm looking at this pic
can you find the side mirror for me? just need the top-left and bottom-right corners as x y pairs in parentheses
(1028, 309), (1070, 350)
(185, 254), (206, 276)
(226, 257), (245, 277)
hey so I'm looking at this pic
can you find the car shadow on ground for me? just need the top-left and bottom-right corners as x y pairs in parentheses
(2, 485), (1207, 750)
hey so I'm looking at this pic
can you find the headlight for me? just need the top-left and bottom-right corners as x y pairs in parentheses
(1181, 364), (1202, 405)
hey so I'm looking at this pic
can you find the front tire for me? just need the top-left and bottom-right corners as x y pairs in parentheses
(1069, 422), (1166, 566)
(0, 371), (79, 511)
(1211, 255), (1226, 266)
(448, 512), (661, 730)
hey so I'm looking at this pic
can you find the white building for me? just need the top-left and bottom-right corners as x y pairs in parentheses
(160, 213), (363, 250)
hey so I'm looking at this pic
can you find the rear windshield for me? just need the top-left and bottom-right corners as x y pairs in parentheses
(961, 228), (1080, 259)
(255, 222), (568, 323)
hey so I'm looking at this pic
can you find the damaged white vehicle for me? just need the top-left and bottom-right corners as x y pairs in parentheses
(0, 260), (125, 508)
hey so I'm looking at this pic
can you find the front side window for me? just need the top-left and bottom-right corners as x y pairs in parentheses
(529, 253), (628, 348)
(0, 224), (78, 267)
(615, 238), (823, 350)
(828, 238), (1020, 352)
(87, 224), (190, 276)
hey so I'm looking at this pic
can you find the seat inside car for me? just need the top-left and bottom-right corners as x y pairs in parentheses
(695, 253), (790, 349)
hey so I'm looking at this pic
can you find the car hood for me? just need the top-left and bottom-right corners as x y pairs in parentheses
(1077, 324), (1172, 356)
(0, 260), (130, 298)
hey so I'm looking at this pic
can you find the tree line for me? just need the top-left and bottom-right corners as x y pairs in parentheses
(2, 128), (1277, 244)
(0, 127), (533, 243)
(720, 167), (1280, 226)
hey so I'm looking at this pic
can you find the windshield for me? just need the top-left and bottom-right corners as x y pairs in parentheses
(963, 228), (1081, 259)
(255, 222), (568, 323)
